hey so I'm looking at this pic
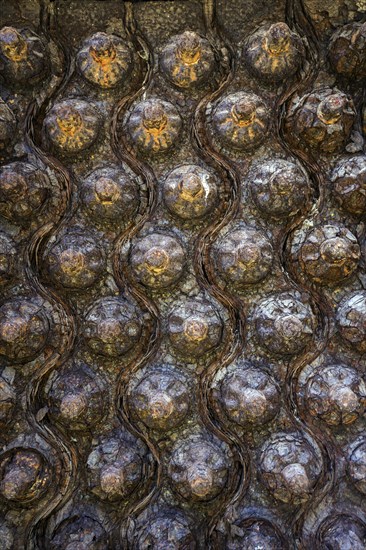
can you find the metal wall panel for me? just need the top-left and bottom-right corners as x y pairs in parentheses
(0, 0), (366, 547)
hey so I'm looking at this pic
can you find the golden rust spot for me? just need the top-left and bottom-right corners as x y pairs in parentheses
(176, 32), (201, 65)
(144, 247), (170, 274)
(317, 95), (344, 125)
(0, 27), (28, 62)
(94, 177), (119, 204)
(56, 110), (83, 137)
(89, 41), (118, 88)
(320, 237), (350, 266)
(236, 244), (260, 269)
(90, 42), (117, 66)
(178, 173), (204, 202)
(231, 100), (256, 127)
(187, 465), (213, 497)
(60, 249), (86, 276)
(183, 318), (208, 342)
(169, 33), (203, 86)
(143, 104), (168, 131)
(177, 43), (201, 66)
(264, 23), (291, 56)
(180, 50), (201, 66)
(142, 103), (169, 149)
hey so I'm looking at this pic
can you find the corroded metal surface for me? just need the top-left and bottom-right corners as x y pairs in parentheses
(0, 0), (366, 548)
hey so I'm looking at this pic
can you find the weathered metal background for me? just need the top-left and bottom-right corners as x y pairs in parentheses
(0, 0), (366, 548)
